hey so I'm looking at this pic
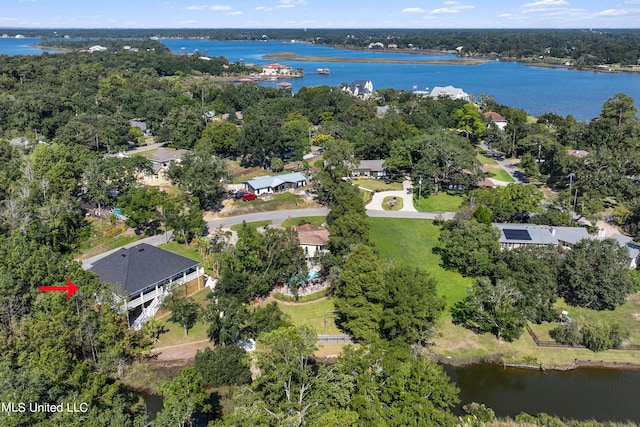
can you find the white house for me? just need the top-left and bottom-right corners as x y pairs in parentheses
(484, 112), (508, 131)
(243, 172), (307, 195)
(429, 85), (470, 101)
(343, 80), (374, 99)
(262, 62), (293, 75)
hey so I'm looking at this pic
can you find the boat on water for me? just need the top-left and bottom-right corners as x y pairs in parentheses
(317, 67), (330, 75)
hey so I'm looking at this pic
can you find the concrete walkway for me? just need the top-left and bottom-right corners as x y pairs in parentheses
(366, 179), (417, 212)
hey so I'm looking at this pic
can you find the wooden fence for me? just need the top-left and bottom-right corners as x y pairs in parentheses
(525, 323), (640, 351)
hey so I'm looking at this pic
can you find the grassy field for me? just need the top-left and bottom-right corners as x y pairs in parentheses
(76, 217), (142, 259)
(369, 217), (471, 307)
(276, 298), (341, 335)
(369, 217), (640, 365)
(382, 196), (403, 211)
(352, 178), (403, 192)
(414, 193), (464, 213)
(154, 288), (212, 347)
(281, 216), (326, 228)
(488, 168), (515, 183)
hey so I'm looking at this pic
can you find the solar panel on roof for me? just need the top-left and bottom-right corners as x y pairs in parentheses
(503, 229), (532, 241)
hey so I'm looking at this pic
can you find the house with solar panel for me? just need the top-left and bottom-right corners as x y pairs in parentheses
(243, 172), (307, 195)
(493, 223), (639, 268)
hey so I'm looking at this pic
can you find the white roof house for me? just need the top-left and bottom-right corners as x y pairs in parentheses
(429, 85), (470, 101)
(89, 45), (107, 53)
(243, 172), (307, 195)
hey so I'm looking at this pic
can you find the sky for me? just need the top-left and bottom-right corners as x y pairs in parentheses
(3, 0), (640, 29)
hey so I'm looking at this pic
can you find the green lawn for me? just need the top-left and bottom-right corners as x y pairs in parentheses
(382, 196), (403, 211)
(414, 193), (464, 212)
(369, 217), (471, 307)
(277, 298), (340, 335)
(281, 216), (326, 228)
(159, 241), (204, 264)
(353, 178), (403, 192)
(476, 151), (498, 165)
(488, 168), (515, 183)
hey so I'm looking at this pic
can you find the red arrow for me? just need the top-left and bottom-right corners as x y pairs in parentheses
(38, 277), (79, 300)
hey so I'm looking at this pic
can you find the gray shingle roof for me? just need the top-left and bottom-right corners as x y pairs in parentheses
(88, 243), (199, 296)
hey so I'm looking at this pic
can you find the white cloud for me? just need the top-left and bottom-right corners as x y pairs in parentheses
(187, 4), (232, 11)
(226, 11), (243, 15)
(429, 8), (460, 14)
(0, 17), (18, 21)
(402, 7), (426, 13)
(593, 9), (629, 16)
(255, 6), (273, 11)
(277, 4), (295, 8)
(181, 20), (198, 24)
(522, 0), (568, 7)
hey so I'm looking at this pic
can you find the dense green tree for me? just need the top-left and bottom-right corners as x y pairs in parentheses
(162, 194), (206, 246)
(456, 102), (486, 141)
(194, 346), (251, 387)
(558, 238), (634, 310)
(254, 325), (318, 425)
(495, 245), (562, 323)
(467, 184), (544, 222)
(334, 244), (385, 342)
(166, 150), (231, 209)
(249, 301), (291, 336)
(195, 119), (240, 157)
(381, 266), (445, 344)
(438, 220), (501, 277)
(452, 277), (525, 341)
(155, 367), (210, 427)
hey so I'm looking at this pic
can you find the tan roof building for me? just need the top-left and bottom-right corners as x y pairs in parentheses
(294, 224), (330, 259)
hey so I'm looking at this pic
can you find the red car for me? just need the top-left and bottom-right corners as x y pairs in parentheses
(242, 193), (257, 201)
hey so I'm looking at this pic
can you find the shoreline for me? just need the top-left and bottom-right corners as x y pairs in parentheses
(262, 51), (491, 65)
(433, 353), (640, 371)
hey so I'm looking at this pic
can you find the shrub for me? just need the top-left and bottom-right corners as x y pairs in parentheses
(194, 346), (251, 387)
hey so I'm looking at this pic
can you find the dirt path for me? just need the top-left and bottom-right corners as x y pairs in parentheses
(151, 339), (214, 361)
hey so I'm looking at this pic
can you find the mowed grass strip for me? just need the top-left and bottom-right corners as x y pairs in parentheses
(353, 178), (404, 192)
(276, 297), (341, 335)
(368, 217), (471, 307)
(414, 193), (464, 212)
(281, 216), (326, 228)
(488, 168), (515, 183)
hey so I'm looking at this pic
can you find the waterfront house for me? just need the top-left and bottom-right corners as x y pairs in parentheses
(343, 80), (374, 99)
(86, 243), (204, 329)
(243, 172), (307, 195)
(493, 223), (639, 267)
(262, 62), (293, 75)
(429, 85), (470, 101)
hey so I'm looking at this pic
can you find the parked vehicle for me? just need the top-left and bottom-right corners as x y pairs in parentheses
(242, 193), (257, 201)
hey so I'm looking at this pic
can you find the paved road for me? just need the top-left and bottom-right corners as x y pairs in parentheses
(477, 141), (528, 184)
(83, 207), (457, 267)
